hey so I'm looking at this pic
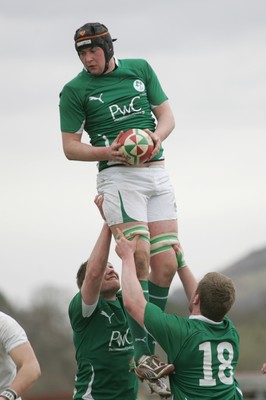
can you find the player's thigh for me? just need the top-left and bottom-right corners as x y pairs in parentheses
(147, 172), (177, 224)
(149, 219), (178, 237)
(146, 171), (178, 284)
(97, 167), (150, 225)
(111, 221), (150, 280)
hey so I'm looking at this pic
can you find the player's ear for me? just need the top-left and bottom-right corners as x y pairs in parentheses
(192, 293), (200, 305)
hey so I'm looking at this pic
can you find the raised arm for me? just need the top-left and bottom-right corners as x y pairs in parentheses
(81, 221), (112, 305)
(80, 195), (113, 305)
(177, 266), (198, 302)
(115, 229), (146, 327)
(174, 242), (198, 301)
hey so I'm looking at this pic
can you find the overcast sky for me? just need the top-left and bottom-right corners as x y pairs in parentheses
(1, 0), (265, 306)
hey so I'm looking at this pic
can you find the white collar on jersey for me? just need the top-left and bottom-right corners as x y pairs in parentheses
(189, 314), (223, 325)
(114, 56), (119, 67)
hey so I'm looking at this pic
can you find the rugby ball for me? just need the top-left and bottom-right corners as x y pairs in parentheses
(118, 129), (154, 165)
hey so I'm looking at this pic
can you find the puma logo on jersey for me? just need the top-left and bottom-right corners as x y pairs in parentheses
(100, 310), (115, 324)
(89, 93), (104, 103)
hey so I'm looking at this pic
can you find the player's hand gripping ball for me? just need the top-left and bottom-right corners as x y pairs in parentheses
(118, 129), (154, 165)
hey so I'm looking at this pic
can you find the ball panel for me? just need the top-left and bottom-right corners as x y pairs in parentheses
(118, 129), (154, 165)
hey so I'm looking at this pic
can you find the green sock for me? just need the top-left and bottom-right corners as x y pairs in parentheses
(148, 280), (169, 354)
(126, 280), (150, 363)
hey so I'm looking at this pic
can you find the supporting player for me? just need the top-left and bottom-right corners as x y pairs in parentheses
(116, 230), (244, 400)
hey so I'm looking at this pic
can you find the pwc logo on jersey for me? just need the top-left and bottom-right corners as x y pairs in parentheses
(108, 328), (134, 352)
(109, 80), (146, 121)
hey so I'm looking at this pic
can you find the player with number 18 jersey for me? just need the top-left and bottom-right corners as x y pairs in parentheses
(144, 303), (243, 400)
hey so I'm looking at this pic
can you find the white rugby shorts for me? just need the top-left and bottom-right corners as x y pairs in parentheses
(96, 166), (177, 226)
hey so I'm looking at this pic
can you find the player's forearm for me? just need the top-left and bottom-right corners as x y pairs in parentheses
(82, 224), (112, 304)
(177, 266), (198, 301)
(87, 223), (112, 276)
(63, 140), (110, 161)
(10, 360), (41, 397)
(121, 254), (146, 323)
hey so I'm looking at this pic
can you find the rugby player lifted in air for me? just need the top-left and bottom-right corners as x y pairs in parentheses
(60, 21), (179, 396)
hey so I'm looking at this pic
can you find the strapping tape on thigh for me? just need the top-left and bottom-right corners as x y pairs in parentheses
(150, 232), (187, 268)
(122, 225), (150, 243)
(150, 232), (178, 256)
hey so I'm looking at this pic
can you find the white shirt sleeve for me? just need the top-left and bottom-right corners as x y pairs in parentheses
(0, 312), (28, 353)
(0, 312), (29, 392)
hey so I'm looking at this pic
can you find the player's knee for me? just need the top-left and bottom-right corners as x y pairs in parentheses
(150, 232), (188, 284)
(150, 253), (177, 286)
(161, 258), (177, 281)
(134, 250), (149, 279)
(150, 232), (179, 284)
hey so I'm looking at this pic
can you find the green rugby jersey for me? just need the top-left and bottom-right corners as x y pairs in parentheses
(69, 291), (138, 400)
(144, 303), (243, 400)
(59, 58), (168, 171)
